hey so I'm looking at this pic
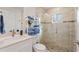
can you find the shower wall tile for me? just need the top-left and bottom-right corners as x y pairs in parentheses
(40, 22), (76, 52)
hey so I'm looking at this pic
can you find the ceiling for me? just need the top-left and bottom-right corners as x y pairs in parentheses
(41, 7), (52, 10)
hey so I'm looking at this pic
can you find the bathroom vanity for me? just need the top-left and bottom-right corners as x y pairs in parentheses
(0, 34), (32, 52)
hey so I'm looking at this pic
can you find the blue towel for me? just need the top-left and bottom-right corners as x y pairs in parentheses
(28, 27), (40, 36)
(0, 15), (4, 34)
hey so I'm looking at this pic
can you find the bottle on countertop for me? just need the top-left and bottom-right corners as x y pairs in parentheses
(12, 29), (16, 37)
(20, 30), (23, 35)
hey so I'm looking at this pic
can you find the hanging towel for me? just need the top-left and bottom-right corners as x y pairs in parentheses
(0, 15), (4, 34)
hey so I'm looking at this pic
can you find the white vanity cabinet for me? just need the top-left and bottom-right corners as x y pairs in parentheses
(0, 39), (32, 52)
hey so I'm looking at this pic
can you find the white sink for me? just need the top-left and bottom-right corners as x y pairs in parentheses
(0, 34), (31, 48)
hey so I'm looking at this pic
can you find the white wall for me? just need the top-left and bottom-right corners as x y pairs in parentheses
(23, 7), (36, 17)
(0, 7), (22, 32)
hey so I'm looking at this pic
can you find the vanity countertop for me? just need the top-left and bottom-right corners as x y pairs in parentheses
(0, 34), (33, 49)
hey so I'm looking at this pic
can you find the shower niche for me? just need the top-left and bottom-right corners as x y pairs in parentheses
(26, 16), (40, 36)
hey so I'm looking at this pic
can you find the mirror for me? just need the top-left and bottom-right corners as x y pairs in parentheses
(0, 7), (23, 34)
(0, 7), (41, 35)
